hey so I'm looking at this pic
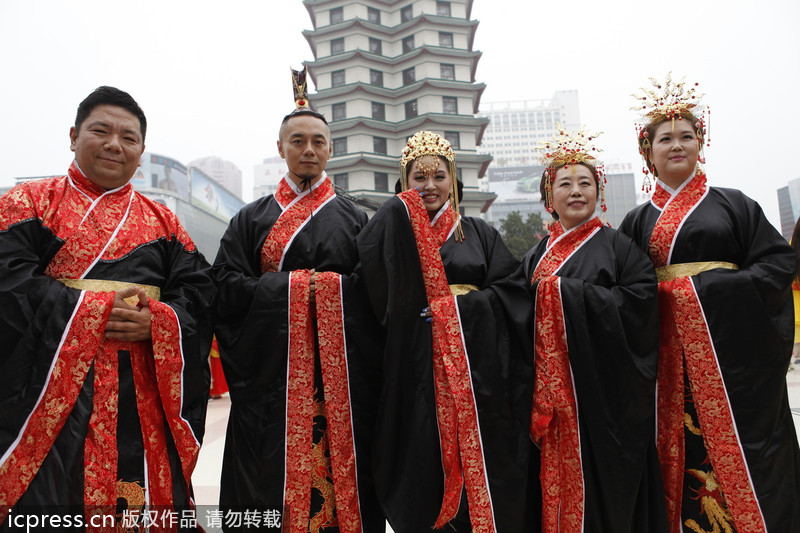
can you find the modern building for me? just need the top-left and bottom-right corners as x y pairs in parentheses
(188, 155), (244, 200)
(253, 155), (288, 199)
(301, 0), (495, 216)
(477, 91), (581, 168)
(777, 179), (800, 240)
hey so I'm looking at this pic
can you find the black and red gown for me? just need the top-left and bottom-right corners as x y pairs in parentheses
(619, 171), (800, 532)
(522, 216), (667, 533)
(0, 162), (214, 529)
(356, 190), (537, 533)
(213, 175), (384, 533)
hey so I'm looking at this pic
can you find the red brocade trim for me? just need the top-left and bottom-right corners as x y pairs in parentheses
(398, 189), (496, 532)
(656, 279), (687, 532)
(648, 172), (707, 268)
(660, 278), (765, 533)
(315, 273), (362, 533)
(261, 177), (335, 273)
(531, 277), (584, 533)
(0, 291), (114, 521)
(149, 301), (200, 504)
(129, 341), (174, 510)
(84, 342), (120, 532)
(531, 217), (602, 283)
(284, 271), (316, 533)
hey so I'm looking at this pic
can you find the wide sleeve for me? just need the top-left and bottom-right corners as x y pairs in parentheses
(212, 205), (291, 389)
(691, 193), (795, 368)
(151, 222), (215, 442)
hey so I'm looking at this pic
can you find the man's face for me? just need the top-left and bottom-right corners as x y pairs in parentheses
(70, 104), (145, 190)
(277, 114), (331, 187)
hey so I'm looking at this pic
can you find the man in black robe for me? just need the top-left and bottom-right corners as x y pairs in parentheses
(213, 99), (384, 532)
(0, 86), (214, 530)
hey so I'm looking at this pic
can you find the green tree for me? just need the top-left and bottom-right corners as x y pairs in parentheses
(498, 211), (546, 260)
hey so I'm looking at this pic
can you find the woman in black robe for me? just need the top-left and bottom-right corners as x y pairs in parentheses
(619, 75), (800, 532)
(522, 125), (666, 533)
(357, 131), (537, 533)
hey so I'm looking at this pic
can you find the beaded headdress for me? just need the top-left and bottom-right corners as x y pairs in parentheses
(536, 123), (606, 217)
(631, 73), (709, 192)
(400, 131), (463, 240)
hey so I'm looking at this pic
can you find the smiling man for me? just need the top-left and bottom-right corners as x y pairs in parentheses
(0, 86), (214, 530)
(213, 69), (384, 533)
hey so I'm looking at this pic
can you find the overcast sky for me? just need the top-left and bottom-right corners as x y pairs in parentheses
(1, 0), (798, 227)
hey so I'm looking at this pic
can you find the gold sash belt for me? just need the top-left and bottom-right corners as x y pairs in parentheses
(58, 279), (161, 304)
(656, 262), (739, 282)
(449, 284), (479, 296)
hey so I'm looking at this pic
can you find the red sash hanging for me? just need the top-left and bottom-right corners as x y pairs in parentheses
(528, 218), (602, 533)
(283, 271), (316, 533)
(262, 178), (363, 533)
(315, 273), (361, 533)
(398, 189), (496, 532)
(649, 173), (765, 533)
(261, 176), (335, 273)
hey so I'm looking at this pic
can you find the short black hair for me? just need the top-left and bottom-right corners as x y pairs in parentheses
(281, 108), (328, 126)
(278, 109), (329, 141)
(75, 86), (147, 141)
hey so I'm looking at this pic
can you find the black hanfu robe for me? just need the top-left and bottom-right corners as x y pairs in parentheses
(0, 163), (214, 529)
(619, 171), (800, 533)
(356, 192), (537, 533)
(213, 175), (384, 533)
(522, 217), (667, 533)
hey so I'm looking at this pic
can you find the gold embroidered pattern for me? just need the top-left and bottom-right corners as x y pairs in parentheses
(310, 395), (338, 533)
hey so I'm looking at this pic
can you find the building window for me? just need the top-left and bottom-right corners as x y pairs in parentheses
(331, 69), (346, 87)
(405, 99), (418, 119)
(444, 131), (460, 149)
(333, 173), (349, 190)
(440, 63), (456, 80)
(370, 69), (384, 87)
(402, 35), (415, 54)
(330, 6), (344, 24)
(371, 102), (386, 121)
(401, 4), (413, 21)
(402, 67), (416, 86)
(368, 37), (382, 55)
(331, 37), (345, 55)
(436, 1), (451, 16)
(373, 136), (387, 154)
(332, 103), (346, 122)
(367, 7), (381, 24)
(439, 32), (454, 48)
(374, 172), (389, 191)
(443, 96), (458, 114)
(333, 137), (348, 156)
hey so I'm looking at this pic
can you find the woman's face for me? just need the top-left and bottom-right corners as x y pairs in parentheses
(551, 164), (597, 230)
(408, 156), (452, 215)
(650, 119), (700, 187)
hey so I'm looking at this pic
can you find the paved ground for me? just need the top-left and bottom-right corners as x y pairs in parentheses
(192, 366), (800, 523)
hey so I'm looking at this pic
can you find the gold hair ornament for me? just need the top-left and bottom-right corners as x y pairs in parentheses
(631, 72), (710, 192)
(535, 123), (606, 219)
(291, 66), (310, 110)
(400, 131), (463, 241)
